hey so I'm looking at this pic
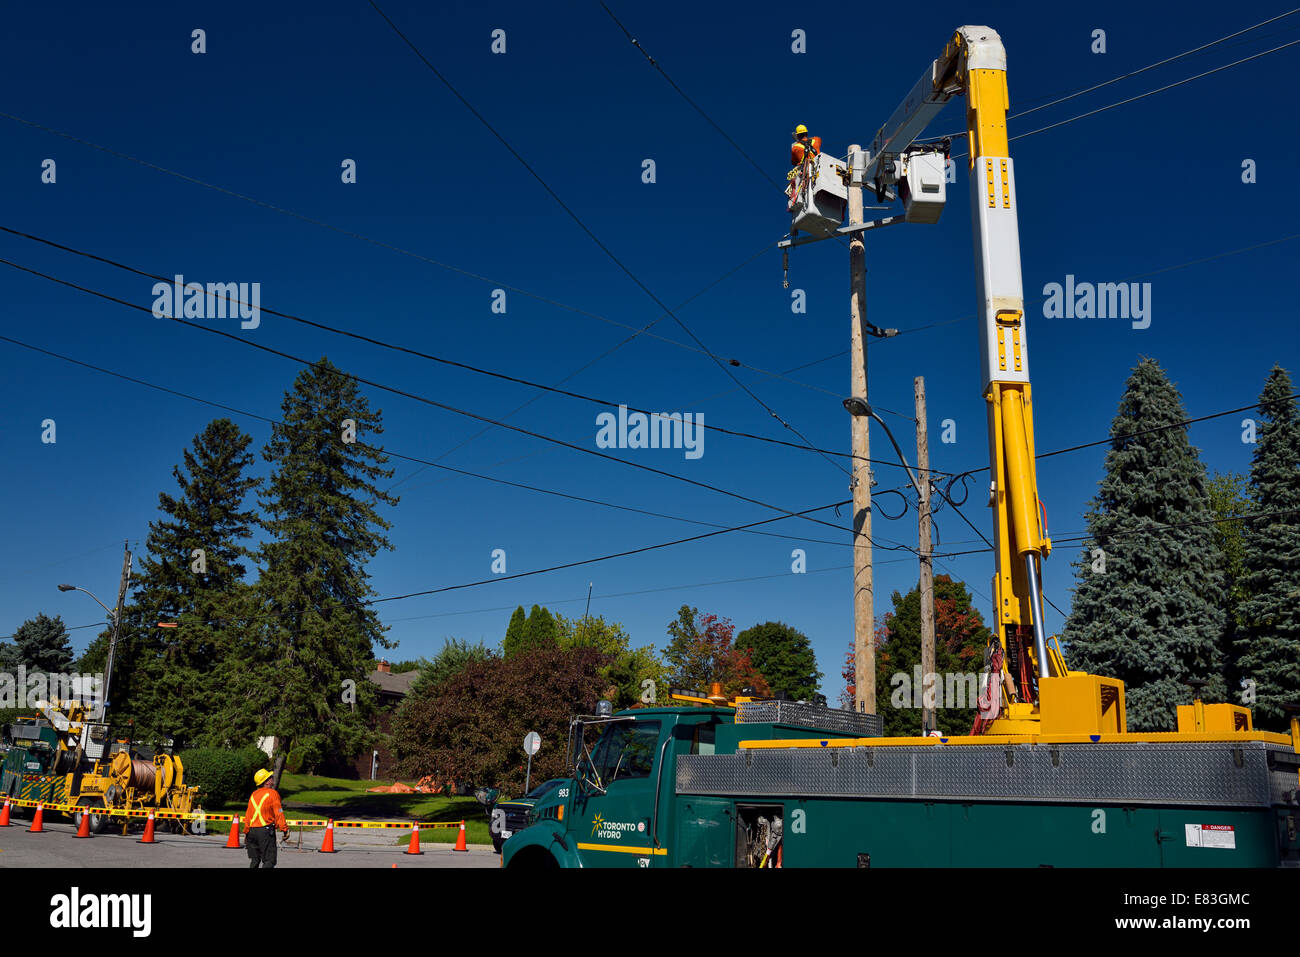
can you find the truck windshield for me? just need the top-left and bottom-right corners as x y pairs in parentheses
(589, 720), (660, 786)
(526, 779), (561, 801)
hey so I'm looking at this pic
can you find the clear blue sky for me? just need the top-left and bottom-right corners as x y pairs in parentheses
(2, 1), (1296, 706)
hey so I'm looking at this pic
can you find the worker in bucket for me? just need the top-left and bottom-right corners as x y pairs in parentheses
(245, 768), (290, 868)
(789, 124), (821, 168)
(787, 124), (823, 206)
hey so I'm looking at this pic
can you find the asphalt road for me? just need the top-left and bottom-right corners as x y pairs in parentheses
(0, 819), (500, 868)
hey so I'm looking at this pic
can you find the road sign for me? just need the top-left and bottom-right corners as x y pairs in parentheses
(523, 731), (541, 794)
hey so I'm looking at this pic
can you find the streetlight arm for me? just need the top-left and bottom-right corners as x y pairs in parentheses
(57, 585), (116, 619)
(869, 411), (926, 499)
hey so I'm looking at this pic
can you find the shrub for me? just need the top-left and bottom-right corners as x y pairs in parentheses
(179, 746), (268, 807)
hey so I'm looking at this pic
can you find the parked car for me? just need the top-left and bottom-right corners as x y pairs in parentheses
(490, 779), (565, 853)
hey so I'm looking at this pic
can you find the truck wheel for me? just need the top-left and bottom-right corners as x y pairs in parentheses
(7, 781), (32, 820)
(73, 799), (109, 834)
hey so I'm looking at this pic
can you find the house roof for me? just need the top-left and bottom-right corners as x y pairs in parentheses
(368, 668), (418, 696)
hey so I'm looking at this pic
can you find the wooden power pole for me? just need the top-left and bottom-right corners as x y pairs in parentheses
(849, 143), (875, 715)
(915, 377), (936, 733)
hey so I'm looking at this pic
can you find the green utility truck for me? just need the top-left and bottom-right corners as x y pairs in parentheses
(2, 719), (72, 808)
(501, 698), (1300, 868)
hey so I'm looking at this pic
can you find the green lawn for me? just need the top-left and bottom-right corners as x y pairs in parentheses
(197, 774), (492, 845)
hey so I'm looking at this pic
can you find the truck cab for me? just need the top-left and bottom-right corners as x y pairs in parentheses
(502, 696), (877, 868)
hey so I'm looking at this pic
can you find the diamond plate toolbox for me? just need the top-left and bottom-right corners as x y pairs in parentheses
(734, 700), (883, 737)
(676, 741), (1290, 807)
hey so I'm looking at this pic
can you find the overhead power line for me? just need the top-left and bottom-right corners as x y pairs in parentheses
(0, 223), (899, 471)
(3, 333), (935, 567)
(366, 0), (847, 478)
(1, 258), (930, 552)
(1005, 39), (1300, 145)
(928, 10), (1300, 140)
(368, 499), (851, 604)
(1009, 9), (1300, 122)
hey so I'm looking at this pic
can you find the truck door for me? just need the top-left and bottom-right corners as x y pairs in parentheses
(572, 719), (664, 867)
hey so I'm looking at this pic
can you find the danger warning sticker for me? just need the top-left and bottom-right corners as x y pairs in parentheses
(1185, 824), (1236, 849)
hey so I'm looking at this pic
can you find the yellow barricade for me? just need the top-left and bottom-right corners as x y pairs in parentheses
(1, 797), (462, 829)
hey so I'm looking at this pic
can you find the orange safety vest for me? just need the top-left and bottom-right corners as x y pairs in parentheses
(245, 786), (288, 830)
(790, 135), (821, 167)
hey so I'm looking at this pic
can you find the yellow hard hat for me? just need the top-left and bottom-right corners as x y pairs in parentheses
(254, 768), (273, 786)
(794, 124), (808, 136)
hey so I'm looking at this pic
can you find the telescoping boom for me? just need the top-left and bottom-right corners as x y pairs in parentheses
(849, 26), (1060, 727)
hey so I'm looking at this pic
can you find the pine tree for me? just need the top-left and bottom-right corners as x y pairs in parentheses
(1061, 359), (1227, 731)
(1207, 471), (1251, 686)
(1235, 366), (1300, 728)
(213, 358), (397, 784)
(10, 613), (74, 673)
(88, 420), (261, 746)
(502, 606), (527, 655)
(735, 621), (822, 701)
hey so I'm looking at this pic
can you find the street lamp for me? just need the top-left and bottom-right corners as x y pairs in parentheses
(843, 395), (937, 735)
(842, 397), (924, 497)
(56, 583), (118, 717)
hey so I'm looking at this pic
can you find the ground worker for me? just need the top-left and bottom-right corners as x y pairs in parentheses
(245, 768), (290, 869)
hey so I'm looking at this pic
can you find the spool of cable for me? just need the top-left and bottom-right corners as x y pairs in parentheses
(127, 759), (156, 792)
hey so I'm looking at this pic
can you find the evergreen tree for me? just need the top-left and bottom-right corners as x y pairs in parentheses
(502, 605), (527, 654)
(504, 605), (558, 656)
(1207, 471), (1251, 685)
(1061, 359), (1227, 731)
(213, 358), (397, 785)
(409, 639), (496, 698)
(1235, 366), (1300, 728)
(735, 621), (822, 701)
(89, 420), (261, 746)
(10, 613), (74, 673)
(522, 605), (558, 650)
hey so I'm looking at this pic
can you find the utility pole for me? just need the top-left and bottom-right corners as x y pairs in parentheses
(102, 540), (132, 718)
(915, 378), (936, 734)
(849, 143), (875, 715)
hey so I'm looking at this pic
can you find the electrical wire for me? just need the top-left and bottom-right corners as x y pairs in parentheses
(1, 331), (915, 557)
(366, 0), (849, 478)
(1005, 39), (1300, 146)
(0, 224), (893, 471)
(924, 9), (1300, 141)
(383, 558), (926, 623)
(367, 499), (850, 604)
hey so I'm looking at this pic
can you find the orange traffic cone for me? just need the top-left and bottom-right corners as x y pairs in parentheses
(404, 822), (423, 855)
(225, 815), (242, 848)
(137, 810), (157, 844)
(72, 809), (93, 839)
(319, 819), (337, 853)
(27, 802), (45, 833)
(453, 819), (468, 852)
(0, 799), (12, 827)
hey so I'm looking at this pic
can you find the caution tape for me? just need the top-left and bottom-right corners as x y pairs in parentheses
(2, 797), (463, 829)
